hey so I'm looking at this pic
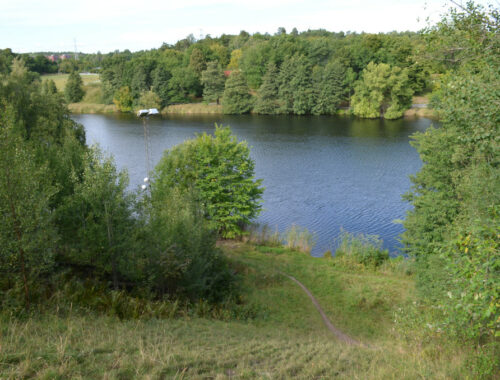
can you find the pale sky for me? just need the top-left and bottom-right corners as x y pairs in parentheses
(0, 0), (492, 53)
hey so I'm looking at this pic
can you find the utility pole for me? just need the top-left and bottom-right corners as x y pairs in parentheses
(74, 38), (78, 61)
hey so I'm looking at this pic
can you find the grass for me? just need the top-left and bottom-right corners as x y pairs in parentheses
(41, 73), (116, 114)
(1, 242), (491, 379)
(68, 102), (117, 114)
(404, 107), (437, 119)
(163, 103), (223, 114)
(41, 73), (100, 91)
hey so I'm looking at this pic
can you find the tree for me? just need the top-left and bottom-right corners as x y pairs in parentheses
(64, 71), (85, 103)
(0, 109), (57, 308)
(312, 60), (346, 115)
(138, 90), (162, 110)
(113, 86), (134, 112)
(254, 62), (280, 114)
(278, 54), (314, 115)
(42, 79), (58, 95)
(222, 71), (253, 114)
(167, 67), (201, 103)
(151, 65), (171, 107)
(351, 62), (413, 119)
(130, 64), (148, 98)
(64, 147), (134, 290)
(153, 125), (264, 238)
(227, 49), (242, 70)
(189, 47), (207, 75)
(201, 61), (225, 104)
(403, 2), (499, 341)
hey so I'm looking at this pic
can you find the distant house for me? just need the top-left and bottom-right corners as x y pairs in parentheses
(60, 54), (72, 60)
(46, 54), (58, 62)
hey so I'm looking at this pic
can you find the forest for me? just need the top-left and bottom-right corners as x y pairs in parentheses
(2, 27), (432, 118)
(0, 1), (498, 378)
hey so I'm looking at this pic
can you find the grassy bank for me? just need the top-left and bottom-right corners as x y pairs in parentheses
(163, 103), (223, 115)
(68, 102), (117, 114)
(1, 242), (491, 379)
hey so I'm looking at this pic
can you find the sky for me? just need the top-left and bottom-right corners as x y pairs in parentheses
(0, 0), (493, 53)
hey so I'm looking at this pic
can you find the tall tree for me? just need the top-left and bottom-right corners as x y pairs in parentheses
(64, 147), (134, 290)
(0, 109), (58, 308)
(278, 55), (314, 115)
(222, 71), (253, 114)
(254, 62), (280, 114)
(351, 62), (413, 119)
(65, 70), (85, 103)
(151, 65), (171, 107)
(189, 48), (207, 75)
(201, 61), (225, 104)
(312, 60), (346, 115)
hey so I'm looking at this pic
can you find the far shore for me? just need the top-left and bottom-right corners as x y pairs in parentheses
(69, 101), (437, 119)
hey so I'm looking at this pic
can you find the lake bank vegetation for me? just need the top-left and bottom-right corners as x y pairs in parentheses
(0, 1), (498, 378)
(4, 17), (439, 118)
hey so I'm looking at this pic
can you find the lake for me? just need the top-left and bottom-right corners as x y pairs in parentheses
(72, 113), (433, 256)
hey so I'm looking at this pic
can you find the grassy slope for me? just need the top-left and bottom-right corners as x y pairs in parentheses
(0, 243), (476, 379)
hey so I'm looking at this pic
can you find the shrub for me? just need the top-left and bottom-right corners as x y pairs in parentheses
(335, 230), (389, 267)
(284, 224), (316, 253)
(153, 125), (264, 238)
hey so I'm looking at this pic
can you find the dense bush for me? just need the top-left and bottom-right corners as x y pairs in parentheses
(154, 125), (264, 238)
(403, 2), (499, 342)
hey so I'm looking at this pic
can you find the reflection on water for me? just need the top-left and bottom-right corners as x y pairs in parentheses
(73, 113), (434, 256)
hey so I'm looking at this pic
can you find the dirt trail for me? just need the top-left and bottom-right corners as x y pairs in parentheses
(283, 274), (362, 346)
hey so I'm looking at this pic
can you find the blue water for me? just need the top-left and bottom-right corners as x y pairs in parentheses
(73, 113), (433, 256)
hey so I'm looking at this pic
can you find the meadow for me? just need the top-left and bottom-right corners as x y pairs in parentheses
(0, 242), (487, 379)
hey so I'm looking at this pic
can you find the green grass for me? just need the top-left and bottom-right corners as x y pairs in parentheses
(41, 73), (100, 91)
(163, 103), (223, 114)
(1, 242), (491, 379)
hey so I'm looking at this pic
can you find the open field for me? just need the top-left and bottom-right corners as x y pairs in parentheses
(41, 73), (100, 91)
(1, 243), (489, 379)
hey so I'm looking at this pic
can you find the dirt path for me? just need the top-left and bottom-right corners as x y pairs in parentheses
(284, 274), (362, 346)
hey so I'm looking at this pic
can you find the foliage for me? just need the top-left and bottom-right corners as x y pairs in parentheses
(254, 62), (280, 114)
(137, 90), (161, 110)
(188, 47), (207, 75)
(151, 65), (171, 107)
(403, 1), (500, 342)
(113, 86), (134, 112)
(312, 60), (346, 115)
(440, 216), (499, 340)
(334, 230), (389, 267)
(0, 108), (58, 308)
(64, 71), (85, 103)
(153, 125), (263, 238)
(284, 225), (316, 253)
(278, 54), (314, 114)
(167, 67), (201, 103)
(351, 62), (414, 119)
(139, 187), (236, 302)
(201, 61), (225, 104)
(222, 71), (253, 114)
(59, 147), (135, 290)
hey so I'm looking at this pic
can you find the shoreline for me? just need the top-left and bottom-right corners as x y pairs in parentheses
(69, 102), (437, 120)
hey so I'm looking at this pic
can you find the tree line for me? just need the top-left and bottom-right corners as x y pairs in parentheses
(95, 29), (429, 118)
